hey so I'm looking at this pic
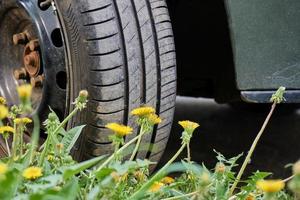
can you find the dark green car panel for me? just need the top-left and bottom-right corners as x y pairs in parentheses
(225, 0), (300, 90)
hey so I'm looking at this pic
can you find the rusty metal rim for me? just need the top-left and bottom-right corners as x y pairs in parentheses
(0, 0), (68, 122)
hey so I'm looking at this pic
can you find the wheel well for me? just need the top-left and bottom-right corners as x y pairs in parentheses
(167, 0), (239, 102)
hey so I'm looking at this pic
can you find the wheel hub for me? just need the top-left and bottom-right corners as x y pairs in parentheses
(0, 0), (68, 121)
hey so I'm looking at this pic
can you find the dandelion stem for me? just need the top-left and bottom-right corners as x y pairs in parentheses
(187, 142), (191, 162)
(38, 107), (79, 166)
(129, 143), (186, 200)
(283, 174), (295, 182)
(19, 127), (24, 155)
(12, 123), (17, 159)
(95, 134), (141, 173)
(28, 114), (39, 165)
(229, 102), (277, 196)
(129, 125), (146, 161)
(161, 191), (199, 200)
(4, 137), (10, 157)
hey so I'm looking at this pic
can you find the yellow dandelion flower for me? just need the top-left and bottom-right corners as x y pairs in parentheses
(56, 143), (64, 151)
(17, 84), (32, 99)
(47, 155), (54, 161)
(161, 176), (174, 184)
(134, 171), (146, 182)
(22, 166), (43, 180)
(293, 160), (300, 175)
(0, 105), (8, 120)
(105, 123), (133, 137)
(111, 172), (120, 182)
(121, 173), (128, 182)
(149, 181), (164, 192)
(13, 156), (19, 161)
(178, 120), (200, 132)
(0, 126), (15, 134)
(0, 97), (6, 105)
(131, 106), (155, 117)
(245, 194), (256, 200)
(256, 180), (285, 193)
(147, 113), (162, 125)
(14, 117), (32, 125)
(0, 163), (8, 174)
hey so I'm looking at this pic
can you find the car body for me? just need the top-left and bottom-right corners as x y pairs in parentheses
(168, 0), (300, 103)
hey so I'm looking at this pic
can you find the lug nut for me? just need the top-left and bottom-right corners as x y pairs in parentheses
(13, 68), (27, 80)
(29, 39), (40, 51)
(24, 51), (39, 67)
(23, 51), (40, 77)
(30, 75), (44, 87)
(39, 0), (52, 9)
(13, 32), (28, 45)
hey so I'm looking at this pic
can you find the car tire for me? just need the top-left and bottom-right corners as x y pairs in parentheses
(55, 0), (177, 165)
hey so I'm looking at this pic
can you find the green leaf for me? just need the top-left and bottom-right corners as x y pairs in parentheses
(29, 178), (79, 200)
(167, 189), (190, 200)
(0, 169), (20, 200)
(61, 125), (85, 154)
(237, 171), (272, 199)
(61, 155), (107, 180)
(87, 186), (101, 200)
(25, 174), (63, 193)
(128, 162), (199, 200)
(94, 168), (115, 180)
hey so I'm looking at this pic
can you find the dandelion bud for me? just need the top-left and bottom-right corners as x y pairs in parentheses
(53, 186), (62, 191)
(78, 90), (88, 103)
(0, 97), (6, 105)
(56, 143), (64, 151)
(65, 155), (73, 163)
(111, 172), (120, 182)
(134, 171), (146, 182)
(270, 86), (286, 104)
(215, 162), (226, 174)
(74, 90), (88, 110)
(48, 113), (58, 122)
(293, 161), (300, 175)
(200, 172), (211, 186)
(245, 193), (255, 200)
(47, 155), (54, 161)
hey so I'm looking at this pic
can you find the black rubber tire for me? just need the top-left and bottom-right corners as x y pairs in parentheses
(55, 0), (177, 165)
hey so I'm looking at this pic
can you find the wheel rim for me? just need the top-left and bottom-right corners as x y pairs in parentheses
(0, 0), (68, 121)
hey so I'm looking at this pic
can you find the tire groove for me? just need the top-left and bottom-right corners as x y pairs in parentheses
(90, 64), (123, 72)
(90, 80), (124, 87)
(89, 48), (121, 56)
(91, 95), (124, 102)
(83, 17), (115, 27)
(131, 0), (146, 105)
(86, 32), (118, 41)
(81, 3), (112, 14)
(145, 0), (162, 159)
(111, 0), (130, 126)
(91, 108), (124, 115)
